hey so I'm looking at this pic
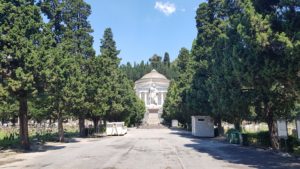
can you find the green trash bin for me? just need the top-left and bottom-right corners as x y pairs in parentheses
(229, 131), (240, 144)
(227, 130), (241, 144)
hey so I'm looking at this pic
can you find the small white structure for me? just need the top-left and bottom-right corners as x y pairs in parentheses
(106, 122), (127, 136)
(297, 118), (300, 140)
(171, 120), (179, 127)
(191, 116), (214, 137)
(277, 119), (288, 139)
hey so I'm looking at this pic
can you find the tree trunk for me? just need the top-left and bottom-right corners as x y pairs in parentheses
(12, 115), (17, 126)
(234, 119), (241, 131)
(216, 114), (223, 136)
(79, 116), (85, 137)
(92, 116), (100, 133)
(58, 111), (64, 142)
(267, 115), (279, 149)
(266, 103), (279, 149)
(19, 96), (30, 150)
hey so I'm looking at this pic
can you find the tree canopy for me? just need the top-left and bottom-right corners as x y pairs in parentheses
(163, 0), (300, 149)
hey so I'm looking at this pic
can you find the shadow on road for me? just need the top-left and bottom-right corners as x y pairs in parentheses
(170, 128), (300, 169)
(27, 144), (66, 153)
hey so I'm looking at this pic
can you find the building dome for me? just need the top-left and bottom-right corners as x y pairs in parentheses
(135, 69), (170, 85)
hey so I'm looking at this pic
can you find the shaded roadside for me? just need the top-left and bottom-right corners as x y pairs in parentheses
(170, 129), (300, 169)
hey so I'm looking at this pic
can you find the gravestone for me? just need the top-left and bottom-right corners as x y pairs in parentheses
(277, 119), (288, 139)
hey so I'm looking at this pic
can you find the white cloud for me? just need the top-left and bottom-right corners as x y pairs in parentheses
(155, 1), (176, 16)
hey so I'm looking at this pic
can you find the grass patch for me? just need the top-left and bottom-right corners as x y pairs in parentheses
(0, 130), (6, 140)
(0, 126), (79, 149)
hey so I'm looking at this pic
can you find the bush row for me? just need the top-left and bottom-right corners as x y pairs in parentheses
(241, 131), (300, 153)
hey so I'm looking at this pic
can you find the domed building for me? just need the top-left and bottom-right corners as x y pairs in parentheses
(134, 69), (170, 125)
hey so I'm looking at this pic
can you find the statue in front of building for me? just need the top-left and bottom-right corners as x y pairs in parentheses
(149, 83), (158, 105)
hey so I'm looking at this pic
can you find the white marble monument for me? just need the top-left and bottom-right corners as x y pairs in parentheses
(134, 69), (170, 125)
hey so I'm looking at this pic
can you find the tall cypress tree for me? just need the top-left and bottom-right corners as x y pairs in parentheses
(188, 1), (223, 124)
(40, 0), (95, 139)
(98, 28), (123, 121)
(62, 0), (95, 137)
(40, 0), (67, 142)
(223, 0), (298, 148)
(163, 48), (194, 127)
(163, 52), (170, 67)
(0, 0), (47, 149)
(97, 28), (145, 124)
(63, 0), (95, 59)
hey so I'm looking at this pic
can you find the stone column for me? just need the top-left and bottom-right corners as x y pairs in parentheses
(143, 92), (146, 104)
(146, 93), (149, 105)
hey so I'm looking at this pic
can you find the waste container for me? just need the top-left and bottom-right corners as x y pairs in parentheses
(226, 129), (241, 144)
(229, 131), (240, 144)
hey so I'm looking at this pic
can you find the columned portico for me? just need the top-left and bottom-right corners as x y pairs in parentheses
(137, 91), (166, 106)
(134, 69), (170, 125)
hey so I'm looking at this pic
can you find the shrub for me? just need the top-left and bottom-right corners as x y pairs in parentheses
(280, 136), (300, 153)
(242, 131), (271, 147)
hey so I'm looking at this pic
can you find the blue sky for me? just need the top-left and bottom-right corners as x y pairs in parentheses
(85, 0), (205, 64)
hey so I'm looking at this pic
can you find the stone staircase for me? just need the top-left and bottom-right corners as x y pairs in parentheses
(138, 112), (168, 129)
(147, 113), (160, 125)
(138, 124), (168, 129)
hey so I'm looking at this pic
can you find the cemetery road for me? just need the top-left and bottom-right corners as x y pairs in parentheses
(0, 128), (299, 169)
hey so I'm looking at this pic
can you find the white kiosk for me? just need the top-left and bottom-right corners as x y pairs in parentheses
(277, 119), (288, 139)
(171, 119), (179, 127)
(191, 116), (214, 137)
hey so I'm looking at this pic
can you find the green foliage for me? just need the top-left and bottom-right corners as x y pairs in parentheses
(0, 95), (18, 122)
(280, 136), (300, 153)
(163, 48), (194, 126)
(163, 52), (170, 67)
(1, 1), (145, 147)
(242, 131), (271, 147)
(0, 0), (50, 149)
(90, 28), (145, 126)
(164, 0), (299, 148)
(242, 132), (300, 153)
(162, 81), (180, 124)
(120, 54), (178, 82)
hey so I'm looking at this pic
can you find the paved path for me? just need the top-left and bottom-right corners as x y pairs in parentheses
(0, 128), (299, 169)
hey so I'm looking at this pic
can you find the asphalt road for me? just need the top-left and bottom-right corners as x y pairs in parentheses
(0, 128), (299, 169)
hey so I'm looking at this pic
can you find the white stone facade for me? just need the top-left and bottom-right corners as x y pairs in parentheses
(134, 69), (170, 125)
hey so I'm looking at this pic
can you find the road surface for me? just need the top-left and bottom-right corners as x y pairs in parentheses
(0, 128), (299, 169)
